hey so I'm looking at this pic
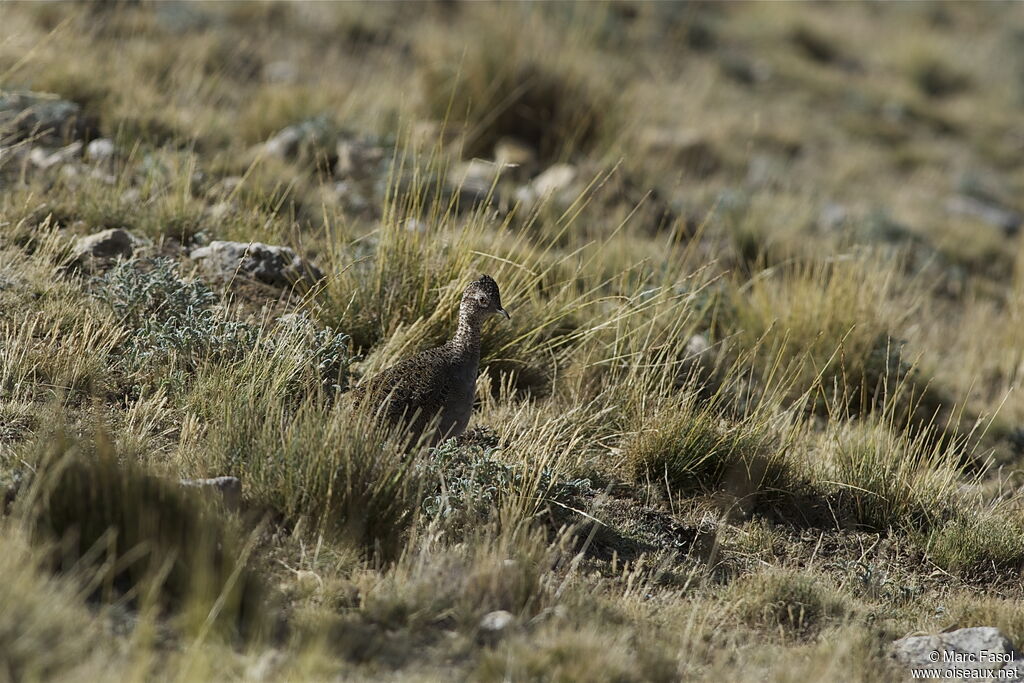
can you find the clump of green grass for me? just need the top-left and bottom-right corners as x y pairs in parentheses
(816, 418), (967, 533)
(923, 509), (1024, 575)
(13, 429), (270, 640)
(194, 352), (422, 560)
(732, 569), (848, 639)
(476, 620), (678, 683)
(717, 255), (955, 426)
(626, 387), (803, 519)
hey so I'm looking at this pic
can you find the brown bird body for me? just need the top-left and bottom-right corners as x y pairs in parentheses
(351, 275), (509, 445)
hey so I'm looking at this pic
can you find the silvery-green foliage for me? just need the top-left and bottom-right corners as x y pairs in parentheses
(422, 439), (592, 526)
(96, 258), (257, 377)
(95, 258), (353, 393)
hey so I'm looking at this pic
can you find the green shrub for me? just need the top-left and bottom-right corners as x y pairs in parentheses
(95, 257), (257, 386)
(421, 437), (592, 531)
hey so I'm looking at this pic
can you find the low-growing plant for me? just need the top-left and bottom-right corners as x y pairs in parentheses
(732, 569), (847, 639)
(421, 437), (593, 530)
(95, 257), (257, 383)
(922, 509), (1024, 576)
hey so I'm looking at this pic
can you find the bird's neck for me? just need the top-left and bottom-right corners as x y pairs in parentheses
(450, 304), (484, 360)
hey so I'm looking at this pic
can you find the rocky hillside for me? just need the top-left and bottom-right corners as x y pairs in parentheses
(2, 3), (1024, 681)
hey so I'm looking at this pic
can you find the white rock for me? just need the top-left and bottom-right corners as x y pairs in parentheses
(532, 163), (578, 198)
(477, 610), (514, 642)
(890, 627), (1020, 678)
(85, 138), (115, 162)
(29, 141), (82, 169)
(73, 228), (137, 260)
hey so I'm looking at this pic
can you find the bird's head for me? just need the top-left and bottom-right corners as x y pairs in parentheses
(462, 274), (510, 321)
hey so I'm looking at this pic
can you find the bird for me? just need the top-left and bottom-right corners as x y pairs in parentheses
(350, 275), (510, 446)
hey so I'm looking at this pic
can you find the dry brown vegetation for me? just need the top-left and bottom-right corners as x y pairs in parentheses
(2, 2), (1024, 681)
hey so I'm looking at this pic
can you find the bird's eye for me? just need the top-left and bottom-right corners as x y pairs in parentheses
(477, 294), (489, 307)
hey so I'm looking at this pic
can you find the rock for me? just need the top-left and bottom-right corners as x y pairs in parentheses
(205, 201), (236, 222)
(448, 159), (503, 209)
(686, 334), (710, 357)
(263, 126), (303, 160)
(818, 203), (849, 231)
(532, 163), (578, 197)
(180, 476), (242, 511)
(85, 138), (115, 163)
(0, 91), (84, 145)
(121, 188), (142, 204)
(946, 195), (1022, 237)
(890, 627), (1020, 678)
(477, 610), (515, 643)
(73, 229), (137, 267)
(516, 162), (580, 209)
(404, 218), (428, 233)
(262, 117), (334, 164)
(28, 141), (82, 169)
(190, 240), (325, 289)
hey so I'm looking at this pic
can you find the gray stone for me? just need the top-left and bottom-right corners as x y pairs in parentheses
(532, 163), (578, 198)
(85, 138), (115, 163)
(190, 240), (324, 289)
(73, 228), (137, 261)
(947, 195), (1022, 237)
(818, 203), (849, 231)
(477, 610), (515, 643)
(516, 163), (580, 209)
(180, 476), (242, 511)
(0, 91), (83, 145)
(263, 60), (299, 84)
(890, 627), (1021, 678)
(263, 126), (303, 160)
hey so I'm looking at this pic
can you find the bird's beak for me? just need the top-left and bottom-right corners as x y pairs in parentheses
(497, 307), (511, 320)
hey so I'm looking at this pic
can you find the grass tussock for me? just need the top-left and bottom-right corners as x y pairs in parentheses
(12, 430), (270, 640)
(732, 569), (848, 639)
(418, 6), (620, 163)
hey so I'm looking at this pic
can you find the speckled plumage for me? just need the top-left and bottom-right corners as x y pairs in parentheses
(351, 275), (509, 445)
